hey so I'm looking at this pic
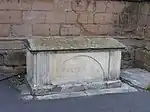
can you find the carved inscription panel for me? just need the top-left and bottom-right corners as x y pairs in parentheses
(50, 52), (109, 85)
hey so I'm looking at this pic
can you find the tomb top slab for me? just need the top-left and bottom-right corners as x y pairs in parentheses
(26, 37), (125, 52)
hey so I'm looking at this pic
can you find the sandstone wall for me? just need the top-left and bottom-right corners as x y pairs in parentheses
(0, 0), (147, 37)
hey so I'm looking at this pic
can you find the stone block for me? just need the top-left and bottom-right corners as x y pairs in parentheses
(116, 38), (146, 48)
(0, 41), (25, 50)
(0, 11), (22, 24)
(32, 24), (50, 36)
(0, 54), (4, 65)
(125, 2), (140, 14)
(49, 24), (60, 36)
(106, 1), (125, 13)
(23, 11), (46, 24)
(60, 24), (80, 36)
(68, 25), (80, 36)
(87, 1), (95, 13)
(122, 47), (134, 61)
(4, 51), (26, 66)
(139, 3), (150, 15)
(135, 49), (150, 68)
(94, 13), (113, 24)
(32, 0), (53, 11)
(46, 12), (65, 23)
(53, 0), (72, 12)
(145, 28), (150, 38)
(99, 24), (114, 35)
(65, 12), (77, 23)
(0, 66), (26, 80)
(84, 24), (99, 34)
(135, 49), (145, 63)
(95, 1), (106, 12)
(79, 13), (94, 23)
(12, 24), (32, 37)
(0, 24), (10, 37)
(145, 43), (150, 51)
(0, 0), (32, 10)
(71, 0), (88, 13)
(121, 60), (134, 69)
(138, 14), (148, 27)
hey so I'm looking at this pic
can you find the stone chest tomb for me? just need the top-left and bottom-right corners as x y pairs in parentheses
(26, 37), (125, 96)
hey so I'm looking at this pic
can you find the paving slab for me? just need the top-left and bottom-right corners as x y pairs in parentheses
(121, 68), (150, 89)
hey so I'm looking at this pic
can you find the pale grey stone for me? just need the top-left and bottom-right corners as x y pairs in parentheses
(145, 43), (150, 51)
(26, 37), (125, 96)
(106, 80), (122, 89)
(121, 68), (150, 89)
(18, 84), (31, 95)
(27, 37), (125, 51)
(85, 83), (137, 96)
(21, 95), (33, 100)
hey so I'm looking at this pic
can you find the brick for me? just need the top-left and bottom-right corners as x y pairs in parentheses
(0, 0), (32, 10)
(106, 1), (125, 13)
(69, 25), (80, 36)
(94, 13), (113, 24)
(60, 27), (69, 36)
(12, 24), (32, 37)
(32, 0), (53, 11)
(71, 0), (88, 13)
(138, 14), (148, 27)
(4, 51), (26, 66)
(32, 24), (50, 36)
(49, 24), (60, 35)
(21, 0), (32, 10)
(84, 24), (99, 34)
(139, 3), (150, 14)
(112, 13), (119, 26)
(79, 13), (93, 23)
(147, 15), (150, 26)
(87, 1), (95, 12)
(95, 1), (106, 12)
(46, 12), (65, 23)
(23, 11), (45, 24)
(60, 24), (80, 36)
(66, 12), (77, 23)
(128, 14), (138, 26)
(99, 24), (114, 35)
(54, 0), (72, 12)
(78, 13), (87, 23)
(0, 11), (22, 24)
(125, 2), (140, 14)
(136, 26), (146, 37)
(0, 24), (10, 37)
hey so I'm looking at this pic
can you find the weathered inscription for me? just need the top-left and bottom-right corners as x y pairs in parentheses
(51, 55), (106, 84)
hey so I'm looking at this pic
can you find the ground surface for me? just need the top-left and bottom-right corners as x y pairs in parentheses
(1, 80), (150, 112)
